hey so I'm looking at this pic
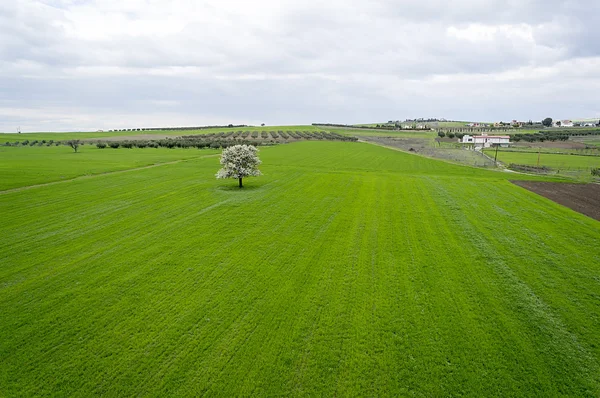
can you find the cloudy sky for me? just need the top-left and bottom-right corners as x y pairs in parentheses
(1, 0), (599, 132)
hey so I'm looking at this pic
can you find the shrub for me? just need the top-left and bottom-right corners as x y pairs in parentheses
(592, 168), (600, 177)
(437, 131), (445, 138)
(96, 142), (107, 149)
(109, 142), (120, 148)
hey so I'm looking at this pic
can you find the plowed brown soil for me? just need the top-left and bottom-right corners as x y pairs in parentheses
(511, 181), (600, 221)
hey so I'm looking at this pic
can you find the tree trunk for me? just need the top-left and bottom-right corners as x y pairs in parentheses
(239, 177), (243, 188)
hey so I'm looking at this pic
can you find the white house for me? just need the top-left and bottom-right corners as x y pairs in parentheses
(462, 134), (510, 148)
(554, 120), (574, 127)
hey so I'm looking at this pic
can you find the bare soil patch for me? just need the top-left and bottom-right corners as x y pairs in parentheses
(511, 181), (600, 221)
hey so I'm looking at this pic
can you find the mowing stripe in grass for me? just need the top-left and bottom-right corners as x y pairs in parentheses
(1, 141), (599, 395)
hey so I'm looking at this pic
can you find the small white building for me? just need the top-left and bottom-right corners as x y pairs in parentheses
(554, 120), (574, 127)
(462, 134), (510, 148)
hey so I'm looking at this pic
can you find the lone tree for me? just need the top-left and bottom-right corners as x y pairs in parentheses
(67, 139), (81, 153)
(216, 144), (262, 188)
(542, 117), (553, 127)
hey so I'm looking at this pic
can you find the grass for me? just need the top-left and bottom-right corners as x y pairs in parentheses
(1, 141), (599, 396)
(345, 129), (437, 139)
(0, 124), (439, 143)
(0, 145), (219, 191)
(500, 145), (600, 155)
(573, 137), (600, 148)
(485, 149), (600, 170)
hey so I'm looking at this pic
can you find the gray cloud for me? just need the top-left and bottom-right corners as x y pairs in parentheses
(0, 0), (599, 132)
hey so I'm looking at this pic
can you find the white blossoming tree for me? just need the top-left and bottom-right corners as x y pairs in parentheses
(216, 144), (262, 188)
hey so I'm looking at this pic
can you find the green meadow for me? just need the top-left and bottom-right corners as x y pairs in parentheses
(574, 137), (600, 148)
(1, 141), (599, 396)
(487, 149), (600, 170)
(0, 146), (219, 191)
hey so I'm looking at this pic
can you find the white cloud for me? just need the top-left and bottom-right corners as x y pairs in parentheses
(0, 0), (599, 131)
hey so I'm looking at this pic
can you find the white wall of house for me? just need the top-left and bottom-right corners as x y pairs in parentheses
(554, 120), (574, 127)
(462, 135), (510, 148)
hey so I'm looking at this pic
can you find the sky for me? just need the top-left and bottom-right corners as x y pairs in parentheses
(1, 0), (599, 132)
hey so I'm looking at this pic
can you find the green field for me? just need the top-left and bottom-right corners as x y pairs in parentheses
(486, 149), (600, 170)
(0, 124), (440, 144)
(2, 141), (599, 396)
(347, 129), (437, 138)
(0, 146), (219, 191)
(574, 137), (600, 148)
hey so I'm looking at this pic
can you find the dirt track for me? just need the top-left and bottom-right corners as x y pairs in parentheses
(511, 181), (600, 221)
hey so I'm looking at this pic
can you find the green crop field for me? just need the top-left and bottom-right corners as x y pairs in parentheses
(2, 141), (599, 396)
(486, 149), (600, 170)
(0, 146), (219, 191)
(348, 129), (436, 138)
(573, 137), (600, 148)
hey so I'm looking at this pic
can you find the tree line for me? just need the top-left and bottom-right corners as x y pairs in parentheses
(108, 124), (248, 132)
(512, 129), (600, 142)
(3, 131), (358, 152)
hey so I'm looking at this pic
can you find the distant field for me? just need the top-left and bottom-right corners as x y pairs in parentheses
(0, 125), (326, 143)
(0, 146), (219, 190)
(0, 125), (443, 143)
(437, 121), (474, 127)
(2, 141), (599, 395)
(486, 149), (600, 170)
(573, 136), (600, 148)
(358, 121), (477, 128)
(345, 128), (437, 139)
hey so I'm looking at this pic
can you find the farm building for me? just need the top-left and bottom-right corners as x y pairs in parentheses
(462, 134), (510, 148)
(554, 120), (574, 127)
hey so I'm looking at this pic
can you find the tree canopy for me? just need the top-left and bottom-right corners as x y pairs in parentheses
(216, 144), (262, 187)
(67, 139), (81, 153)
